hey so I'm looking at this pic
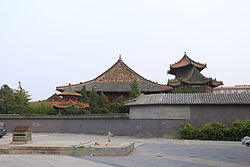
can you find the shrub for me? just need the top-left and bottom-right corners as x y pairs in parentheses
(61, 106), (90, 115)
(27, 101), (56, 115)
(180, 120), (250, 141)
(199, 122), (226, 140)
(229, 120), (250, 141)
(180, 123), (200, 139)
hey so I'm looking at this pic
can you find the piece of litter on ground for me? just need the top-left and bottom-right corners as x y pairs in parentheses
(69, 144), (78, 147)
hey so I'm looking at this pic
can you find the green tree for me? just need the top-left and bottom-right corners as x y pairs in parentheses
(0, 84), (14, 114)
(78, 86), (90, 103)
(77, 87), (129, 114)
(11, 82), (31, 114)
(129, 80), (141, 99)
(27, 101), (56, 115)
(172, 86), (204, 93)
(97, 92), (111, 113)
(61, 105), (90, 115)
(110, 96), (129, 113)
(88, 88), (99, 114)
(0, 82), (31, 114)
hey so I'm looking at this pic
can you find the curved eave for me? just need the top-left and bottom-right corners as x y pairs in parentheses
(57, 93), (82, 97)
(168, 65), (204, 75)
(211, 81), (223, 87)
(182, 80), (210, 85)
(167, 83), (180, 87)
(169, 54), (206, 72)
(56, 80), (95, 92)
(57, 81), (172, 93)
(51, 102), (89, 109)
(52, 104), (73, 109)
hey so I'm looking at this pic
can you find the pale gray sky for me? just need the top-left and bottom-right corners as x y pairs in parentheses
(0, 0), (250, 101)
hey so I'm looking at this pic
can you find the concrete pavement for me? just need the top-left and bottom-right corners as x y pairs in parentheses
(0, 133), (249, 167)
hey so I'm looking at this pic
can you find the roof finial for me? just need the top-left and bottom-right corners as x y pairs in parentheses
(184, 52), (186, 55)
(119, 54), (122, 60)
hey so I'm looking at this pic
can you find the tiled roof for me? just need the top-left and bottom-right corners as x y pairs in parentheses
(184, 67), (209, 83)
(169, 53), (206, 70)
(50, 100), (89, 109)
(47, 93), (62, 102)
(57, 58), (172, 93)
(214, 86), (250, 90)
(59, 81), (170, 92)
(125, 93), (250, 106)
(168, 66), (223, 87)
(58, 85), (82, 96)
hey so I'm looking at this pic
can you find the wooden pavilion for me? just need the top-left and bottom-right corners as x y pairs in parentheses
(49, 85), (89, 113)
(167, 52), (223, 92)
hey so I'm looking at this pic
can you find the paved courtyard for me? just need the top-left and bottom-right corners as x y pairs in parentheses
(0, 133), (249, 167)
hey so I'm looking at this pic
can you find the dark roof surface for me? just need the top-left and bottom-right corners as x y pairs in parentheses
(125, 93), (250, 106)
(57, 58), (172, 93)
(168, 66), (223, 87)
(63, 81), (170, 92)
(169, 53), (206, 70)
(47, 93), (62, 102)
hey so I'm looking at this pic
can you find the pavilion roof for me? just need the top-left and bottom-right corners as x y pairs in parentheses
(58, 85), (82, 96)
(57, 57), (172, 93)
(169, 53), (206, 73)
(168, 66), (223, 87)
(47, 93), (62, 102)
(50, 100), (89, 109)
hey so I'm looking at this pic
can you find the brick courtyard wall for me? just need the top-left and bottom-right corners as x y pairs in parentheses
(0, 114), (184, 137)
(1, 104), (249, 137)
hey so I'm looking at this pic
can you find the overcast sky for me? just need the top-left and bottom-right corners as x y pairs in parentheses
(0, 0), (250, 101)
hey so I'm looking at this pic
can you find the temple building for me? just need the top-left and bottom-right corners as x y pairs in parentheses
(47, 93), (62, 102)
(167, 53), (223, 92)
(49, 85), (89, 113)
(57, 56), (172, 101)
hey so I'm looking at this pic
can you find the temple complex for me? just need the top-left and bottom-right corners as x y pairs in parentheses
(49, 85), (89, 113)
(167, 53), (223, 92)
(57, 56), (172, 101)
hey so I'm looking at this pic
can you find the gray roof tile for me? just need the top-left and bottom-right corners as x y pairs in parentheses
(71, 81), (170, 92)
(125, 93), (250, 106)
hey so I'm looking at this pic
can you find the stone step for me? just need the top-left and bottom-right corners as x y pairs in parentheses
(0, 142), (134, 156)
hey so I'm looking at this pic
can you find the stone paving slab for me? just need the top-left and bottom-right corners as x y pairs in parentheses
(0, 155), (113, 167)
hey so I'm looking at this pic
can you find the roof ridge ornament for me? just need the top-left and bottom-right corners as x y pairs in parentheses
(119, 54), (122, 60)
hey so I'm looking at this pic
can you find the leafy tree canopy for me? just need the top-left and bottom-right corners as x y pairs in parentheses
(79, 88), (128, 114)
(0, 82), (31, 114)
(129, 80), (141, 99)
(172, 86), (204, 93)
